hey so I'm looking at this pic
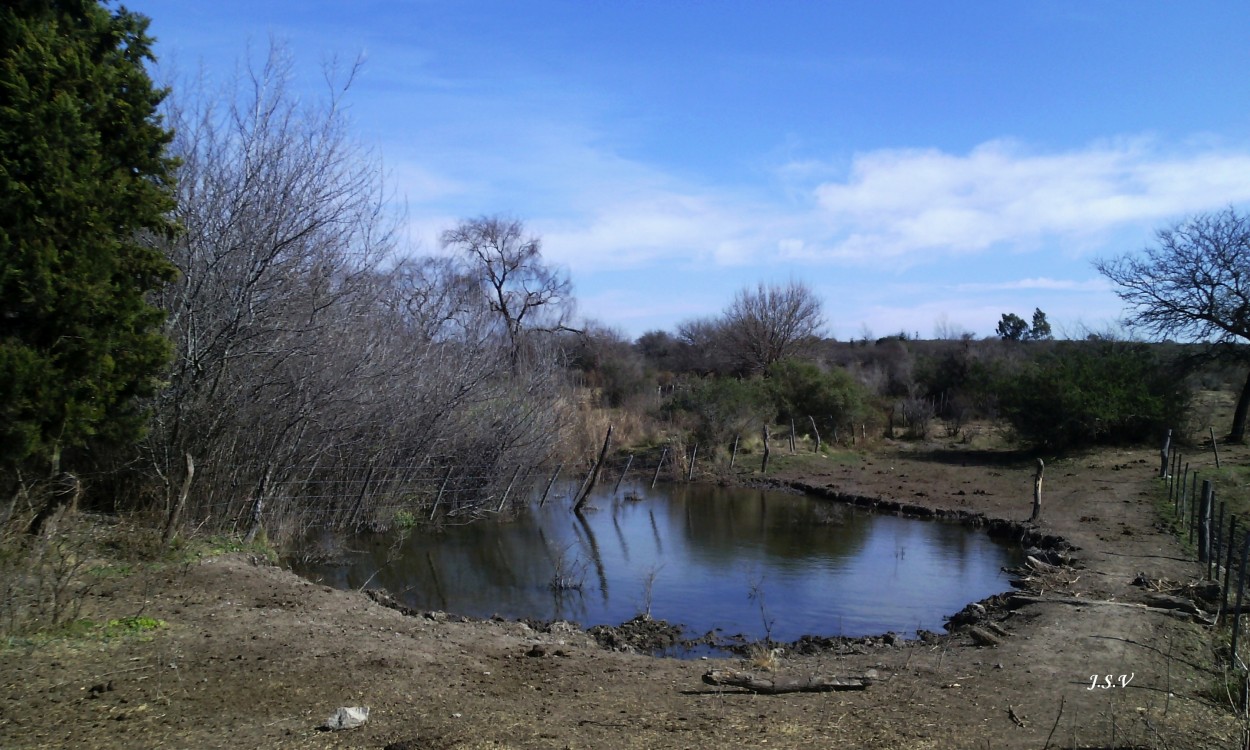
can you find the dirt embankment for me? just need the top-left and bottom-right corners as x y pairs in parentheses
(1, 444), (1245, 749)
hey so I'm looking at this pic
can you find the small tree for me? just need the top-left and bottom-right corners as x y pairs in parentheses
(666, 377), (775, 448)
(442, 216), (575, 369)
(0, 1), (176, 478)
(766, 359), (867, 440)
(1095, 207), (1250, 441)
(721, 281), (825, 374)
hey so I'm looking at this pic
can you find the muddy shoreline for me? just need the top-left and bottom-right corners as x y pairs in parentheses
(363, 477), (1078, 660)
(2, 444), (1243, 749)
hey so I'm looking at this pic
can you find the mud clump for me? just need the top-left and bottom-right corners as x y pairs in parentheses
(588, 614), (686, 653)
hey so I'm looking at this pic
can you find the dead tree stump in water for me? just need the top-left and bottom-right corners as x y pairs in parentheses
(574, 425), (612, 513)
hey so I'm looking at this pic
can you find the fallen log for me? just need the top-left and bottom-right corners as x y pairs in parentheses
(1008, 594), (1213, 624)
(702, 668), (878, 694)
(1143, 593), (1205, 616)
(966, 626), (1002, 647)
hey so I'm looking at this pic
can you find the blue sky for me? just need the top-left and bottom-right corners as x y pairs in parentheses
(134, 1), (1250, 340)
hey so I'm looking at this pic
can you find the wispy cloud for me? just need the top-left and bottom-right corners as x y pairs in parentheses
(954, 277), (1111, 293)
(418, 131), (1250, 274)
(806, 138), (1250, 263)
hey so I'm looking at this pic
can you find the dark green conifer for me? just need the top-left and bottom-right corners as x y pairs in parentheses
(0, 0), (176, 474)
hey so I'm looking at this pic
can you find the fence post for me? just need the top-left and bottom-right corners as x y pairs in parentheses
(1222, 516), (1239, 623)
(729, 435), (739, 470)
(539, 464), (563, 507)
(1170, 449), (1181, 503)
(1210, 426), (1221, 469)
(1179, 461), (1189, 518)
(1229, 532), (1250, 670)
(1217, 501), (1227, 581)
(1031, 458), (1044, 522)
(761, 424), (772, 473)
(1160, 428), (1172, 478)
(613, 455), (634, 495)
(1199, 480), (1213, 565)
(809, 416), (821, 454)
(686, 444), (698, 482)
(496, 466), (523, 513)
(1190, 471), (1200, 545)
(651, 447), (668, 489)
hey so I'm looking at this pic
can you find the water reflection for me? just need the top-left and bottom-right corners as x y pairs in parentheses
(296, 482), (1021, 644)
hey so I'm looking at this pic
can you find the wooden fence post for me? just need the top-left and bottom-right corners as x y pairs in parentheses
(1031, 458), (1044, 522)
(1190, 472), (1200, 545)
(1216, 501), (1227, 581)
(1171, 450), (1181, 507)
(809, 416), (821, 454)
(613, 454), (634, 494)
(761, 425), (771, 474)
(1222, 515), (1239, 623)
(651, 447), (668, 489)
(1229, 532), (1250, 669)
(1181, 462), (1191, 522)
(1160, 429), (1172, 478)
(244, 463), (275, 543)
(789, 419), (797, 454)
(687, 444), (698, 482)
(1199, 480), (1213, 565)
(162, 453), (195, 547)
(539, 463), (563, 507)
(429, 465), (453, 520)
(496, 466), (523, 513)
(730, 435), (739, 470)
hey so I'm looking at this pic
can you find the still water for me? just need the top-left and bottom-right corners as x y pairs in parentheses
(296, 482), (1021, 645)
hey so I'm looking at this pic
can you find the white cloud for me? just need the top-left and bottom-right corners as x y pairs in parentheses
(809, 138), (1250, 262)
(522, 136), (1250, 275)
(954, 277), (1111, 293)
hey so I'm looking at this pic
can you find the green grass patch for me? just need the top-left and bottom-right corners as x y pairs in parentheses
(87, 562), (135, 580)
(102, 616), (166, 639)
(165, 533), (279, 566)
(3, 616), (168, 650)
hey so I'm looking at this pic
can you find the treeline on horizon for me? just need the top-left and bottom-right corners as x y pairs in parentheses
(564, 316), (1216, 455)
(2, 6), (1246, 544)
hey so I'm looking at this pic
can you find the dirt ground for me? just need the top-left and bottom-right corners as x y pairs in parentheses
(2, 439), (1247, 749)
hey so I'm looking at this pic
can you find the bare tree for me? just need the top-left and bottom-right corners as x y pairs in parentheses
(442, 216), (575, 368)
(1095, 207), (1250, 441)
(141, 45), (575, 539)
(721, 281), (825, 374)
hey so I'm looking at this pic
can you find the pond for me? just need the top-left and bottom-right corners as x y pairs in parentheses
(294, 481), (1022, 649)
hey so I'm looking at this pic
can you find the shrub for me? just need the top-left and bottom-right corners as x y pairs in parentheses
(999, 341), (1187, 451)
(665, 377), (775, 447)
(765, 359), (871, 441)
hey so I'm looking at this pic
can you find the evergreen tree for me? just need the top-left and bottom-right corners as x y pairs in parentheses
(1029, 308), (1053, 340)
(996, 313), (1029, 341)
(0, 0), (176, 475)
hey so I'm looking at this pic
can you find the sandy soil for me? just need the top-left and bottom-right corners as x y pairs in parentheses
(2, 440), (1246, 749)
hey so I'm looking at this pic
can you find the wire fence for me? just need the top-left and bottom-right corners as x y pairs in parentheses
(1161, 430), (1250, 713)
(188, 444), (689, 539)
